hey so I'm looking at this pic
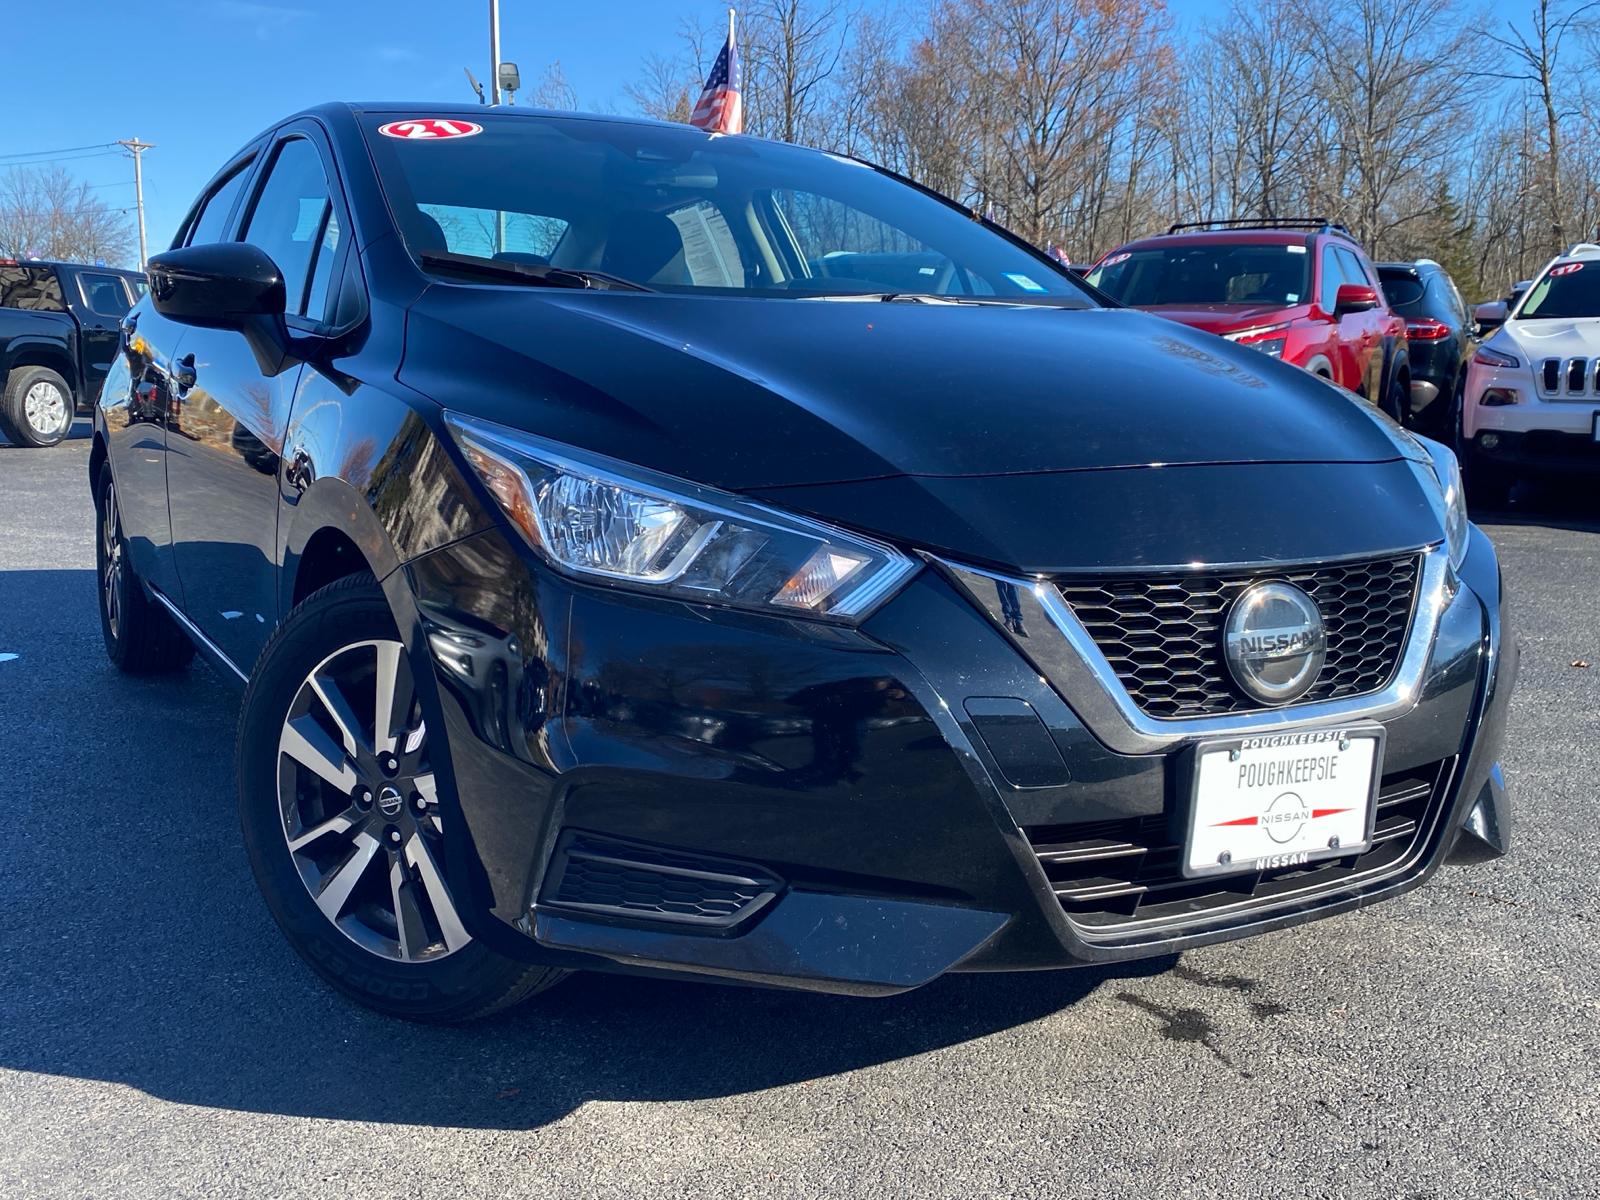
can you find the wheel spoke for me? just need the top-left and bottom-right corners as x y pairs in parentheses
(372, 641), (403, 756)
(406, 833), (470, 952)
(309, 674), (366, 757)
(412, 772), (437, 805)
(287, 810), (358, 853)
(390, 860), (430, 961)
(280, 714), (358, 794)
(314, 831), (381, 921)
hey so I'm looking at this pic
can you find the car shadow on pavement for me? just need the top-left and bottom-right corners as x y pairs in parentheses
(1470, 477), (1600, 534)
(0, 566), (1174, 1131)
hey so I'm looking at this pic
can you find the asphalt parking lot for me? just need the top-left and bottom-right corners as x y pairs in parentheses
(1, 429), (1596, 1200)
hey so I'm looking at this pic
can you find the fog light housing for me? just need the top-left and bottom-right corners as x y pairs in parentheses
(1479, 387), (1518, 407)
(1479, 432), (1502, 451)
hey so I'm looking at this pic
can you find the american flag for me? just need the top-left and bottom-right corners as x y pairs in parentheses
(690, 19), (742, 134)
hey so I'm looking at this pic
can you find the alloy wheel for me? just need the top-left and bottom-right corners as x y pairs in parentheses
(277, 638), (469, 963)
(23, 380), (69, 438)
(100, 480), (123, 641)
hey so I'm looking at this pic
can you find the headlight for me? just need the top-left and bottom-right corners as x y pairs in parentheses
(1401, 435), (1470, 570)
(1473, 346), (1519, 369)
(444, 412), (920, 623)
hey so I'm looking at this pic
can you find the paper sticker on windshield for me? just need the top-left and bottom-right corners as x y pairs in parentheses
(1004, 272), (1048, 293)
(1100, 252), (1131, 268)
(378, 119), (483, 140)
(1551, 262), (1585, 276)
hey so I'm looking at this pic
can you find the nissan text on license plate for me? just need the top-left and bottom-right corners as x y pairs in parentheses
(1183, 726), (1383, 878)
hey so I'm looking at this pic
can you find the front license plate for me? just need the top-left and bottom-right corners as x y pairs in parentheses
(1183, 726), (1384, 878)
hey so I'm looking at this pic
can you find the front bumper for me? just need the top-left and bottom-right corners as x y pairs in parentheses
(402, 521), (1515, 995)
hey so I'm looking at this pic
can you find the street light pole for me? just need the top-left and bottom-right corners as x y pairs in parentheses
(117, 137), (155, 268)
(489, 0), (502, 106)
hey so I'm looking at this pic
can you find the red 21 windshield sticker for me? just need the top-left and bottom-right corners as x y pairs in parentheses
(377, 119), (483, 140)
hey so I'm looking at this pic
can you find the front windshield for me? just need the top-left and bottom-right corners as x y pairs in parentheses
(361, 113), (1094, 304)
(1087, 243), (1311, 307)
(1518, 262), (1600, 319)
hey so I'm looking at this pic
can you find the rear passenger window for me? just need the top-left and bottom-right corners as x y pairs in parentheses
(187, 160), (255, 246)
(0, 265), (66, 311)
(241, 137), (337, 319)
(1336, 247), (1373, 289)
(79, 273), (133, 317)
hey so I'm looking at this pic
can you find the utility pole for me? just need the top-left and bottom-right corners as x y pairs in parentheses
(489, 0), (502, 106)
(117, 137), (155, 268)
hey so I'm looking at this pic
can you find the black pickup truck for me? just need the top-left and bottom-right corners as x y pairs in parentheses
(0, 259), (146, 448)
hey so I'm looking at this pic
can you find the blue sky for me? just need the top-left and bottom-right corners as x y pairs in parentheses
(8, 0), (1531, 263)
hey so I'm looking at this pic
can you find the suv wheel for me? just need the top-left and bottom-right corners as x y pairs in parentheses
(1380, 376), (1407, 424)
(236, 573), (568, 1022)
(96, 465), (197, 673)
(1, 366), (75, 448)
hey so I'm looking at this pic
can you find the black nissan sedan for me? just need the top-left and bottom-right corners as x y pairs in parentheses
(92, 104), (1515, 1021)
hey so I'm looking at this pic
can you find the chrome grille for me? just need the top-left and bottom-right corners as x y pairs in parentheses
(1539, 356), (1597, 396)
(1055, 554), (1422, 718)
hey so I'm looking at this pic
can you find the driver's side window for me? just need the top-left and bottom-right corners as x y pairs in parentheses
(240, 137), (339, 322)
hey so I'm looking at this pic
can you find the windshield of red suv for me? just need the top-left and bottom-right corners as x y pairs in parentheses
(1086, 243), (1311, 308)
(1519, 262), (1600, 319)
(361, 113), (1095, 304)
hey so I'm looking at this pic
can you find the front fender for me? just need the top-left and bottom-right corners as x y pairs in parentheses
(278, 366), (491, 618)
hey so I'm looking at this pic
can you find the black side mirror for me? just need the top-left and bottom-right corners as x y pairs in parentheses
(147, 243), (296, 375)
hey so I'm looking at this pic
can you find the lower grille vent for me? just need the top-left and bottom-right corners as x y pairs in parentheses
(1027, 759), (1454, 929)
(540, 830), (783, 929)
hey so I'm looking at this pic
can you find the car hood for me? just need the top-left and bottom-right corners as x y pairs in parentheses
(1496, 317), (1600, 360)
(402, 289), (1429, 571)
(404, 289), (1401, 492)
(1130, 303), (1309, 336)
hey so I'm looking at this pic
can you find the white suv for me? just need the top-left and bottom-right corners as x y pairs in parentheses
(1463, 243), (1600, 504)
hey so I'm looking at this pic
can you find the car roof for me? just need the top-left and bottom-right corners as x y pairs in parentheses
(1106, 228), (1361, 255)
(307, 99), (708, 135)
(0, 259), (141, 276)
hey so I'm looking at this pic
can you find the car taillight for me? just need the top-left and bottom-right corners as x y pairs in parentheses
(1405, 318), (1452, 340)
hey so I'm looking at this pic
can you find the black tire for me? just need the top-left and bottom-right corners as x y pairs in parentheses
(0, 366), (75, 448)
(1379, 375), (1407, 424)
(95, 465), (197, 673)
(236, 572), (567, 1022)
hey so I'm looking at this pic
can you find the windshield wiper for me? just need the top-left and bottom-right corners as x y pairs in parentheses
(801, 291), (1086, 308)
(420, 250), (653, 292)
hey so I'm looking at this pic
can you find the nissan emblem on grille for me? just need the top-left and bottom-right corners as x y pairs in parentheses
(1222, 582), (1327, 704)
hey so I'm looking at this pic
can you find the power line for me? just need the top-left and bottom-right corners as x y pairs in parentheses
(0, 150), (126, 169)
(0, 141), (120, 162)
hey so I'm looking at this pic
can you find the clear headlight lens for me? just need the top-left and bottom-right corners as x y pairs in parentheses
(1399, 433), (1469, 570)
(445, 412), (919, 623)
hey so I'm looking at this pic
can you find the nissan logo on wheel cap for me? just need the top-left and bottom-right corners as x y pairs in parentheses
(1223, 582), (1326, 705)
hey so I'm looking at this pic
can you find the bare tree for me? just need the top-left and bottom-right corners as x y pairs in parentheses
(529, 60), (580, 110)
(0, 167), (134, 266)
(1304, 0), (1486, 252)
(624, 16), (720, 122)
(743, 0), (852, 144)
(1484, 0), (1596, 247)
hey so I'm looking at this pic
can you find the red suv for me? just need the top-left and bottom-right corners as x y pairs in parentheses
(1086, 220), (1411, 419)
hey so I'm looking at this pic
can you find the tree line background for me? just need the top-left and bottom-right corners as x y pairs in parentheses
(6, 0), (1595, 298)
(623, 0), (1599, 302)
